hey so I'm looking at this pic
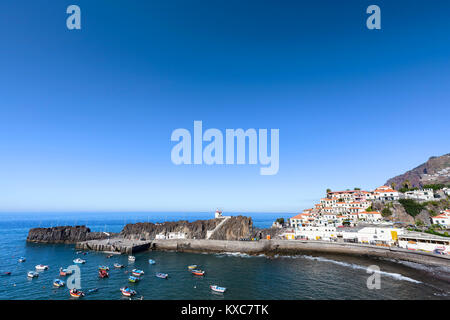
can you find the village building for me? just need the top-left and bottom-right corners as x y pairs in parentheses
(431, 210), (450, 228)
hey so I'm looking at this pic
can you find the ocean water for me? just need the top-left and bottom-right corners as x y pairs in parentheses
(0, 212), (449, 300)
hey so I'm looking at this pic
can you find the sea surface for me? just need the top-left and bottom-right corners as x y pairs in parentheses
(0, 212), (449, 300)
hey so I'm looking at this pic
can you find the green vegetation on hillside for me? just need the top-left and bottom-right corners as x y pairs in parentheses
(381, 207), (392, 217)
(398, 199), (425, 217)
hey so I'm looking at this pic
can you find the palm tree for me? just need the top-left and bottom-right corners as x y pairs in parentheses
(391, 182), (397, 190)
(403, 180), (411, 189)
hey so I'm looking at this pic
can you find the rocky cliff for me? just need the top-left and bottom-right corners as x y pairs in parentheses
(209, 216), (253, 240)
(386, 153), (450, 189)
(27, 225), (112, 244)
(120, 216), (253, 241)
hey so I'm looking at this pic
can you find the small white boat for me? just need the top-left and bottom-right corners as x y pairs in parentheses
(128, 256), (136, 262)
(35, 264), (49, 271)
(155, 272), (168, 279)
(18, 257), (26, 263)
(113, 263), (124, 268)
(27, 271), (39, 278)
(73, 258), (86, 264)
(210, 285), (226, 293)
(148, 259), (155, 265)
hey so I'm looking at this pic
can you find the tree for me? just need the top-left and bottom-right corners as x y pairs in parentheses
(391, 182), (397, 190)
(403, 179), (411, 189)
(354, 187), (361, 191)
(275, 218), (285, 225)
(381, 207), (392, 217)
(326, 188), (331, 194)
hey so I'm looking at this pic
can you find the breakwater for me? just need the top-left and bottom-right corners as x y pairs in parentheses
(76, 238), (450, 267)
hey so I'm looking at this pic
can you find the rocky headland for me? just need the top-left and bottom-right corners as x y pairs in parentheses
(26, 225), (115, 244)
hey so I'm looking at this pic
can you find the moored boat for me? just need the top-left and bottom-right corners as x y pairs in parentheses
(27, 271), (39, 278)
(155, 272), (168, 279)
(98, 265), (109, 271)
(53, 279), (65, 287)
(113, 263), (124, 268)
(131, 269), (144, 277)
(128, 256), (135, 262)
(128, 275), (139, 283)
(59, 267), (73, 276)
(35, 264), (49, 271)
(18, 257), (26, 263)
(187, 265), (197, 270)
(120, 286), (136, 297)
(148, 259), (155, 265)
(99, 269), (109, 278)
(191, 269), (205, 276)
(69, 288), (85, 298)
(73, 258), (86, 264)
(210, 285), (226, 293)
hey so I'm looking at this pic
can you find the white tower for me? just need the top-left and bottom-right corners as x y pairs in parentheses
(215, 209), (223, 219)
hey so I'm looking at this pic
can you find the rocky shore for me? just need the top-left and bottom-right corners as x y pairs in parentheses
(26, 225), (115, 244)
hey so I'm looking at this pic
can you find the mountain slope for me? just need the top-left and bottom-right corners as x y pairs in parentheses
(385, 153), (450, 189)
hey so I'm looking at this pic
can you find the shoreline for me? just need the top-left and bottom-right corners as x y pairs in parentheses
(75, 238), (450, 268)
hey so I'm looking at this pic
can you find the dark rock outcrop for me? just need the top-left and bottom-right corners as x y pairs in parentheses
(121, 216), (254, 241)
(120, 219), (220, 240)
(386, 153), (450, 189)
(27, 225), (112, 244)
(209, 216), (253, 240)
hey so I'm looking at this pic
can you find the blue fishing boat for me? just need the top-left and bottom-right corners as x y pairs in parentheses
(128, 275), (139, 283)
(53, 279), (65, 287)
(18, 257), (26, 263)
(98, 265), (109, 271)
(155, 272), (168, 279)
(148, 259), (155, 265)
(120, 287), (136, 297)
(131, 269), (144, 277)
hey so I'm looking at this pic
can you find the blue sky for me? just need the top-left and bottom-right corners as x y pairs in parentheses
(0, 1), (449, 213)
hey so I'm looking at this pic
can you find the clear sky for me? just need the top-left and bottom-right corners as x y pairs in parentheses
(0, 1), (449, 213)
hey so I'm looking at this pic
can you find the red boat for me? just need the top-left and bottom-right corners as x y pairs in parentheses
(98, 269), (109, 278)
(191, 269), (205, 276)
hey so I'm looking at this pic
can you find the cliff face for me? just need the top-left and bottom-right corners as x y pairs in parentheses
(209, 216), (253, 240)
(27, 225), (111, 244)
(121, 216), (253, 241)
(120, 219), (220, 240)
(386, 153), (450, 189)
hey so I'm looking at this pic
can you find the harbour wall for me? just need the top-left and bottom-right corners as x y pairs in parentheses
(76, 237), (450, 267)
(148, 239), (450, 267)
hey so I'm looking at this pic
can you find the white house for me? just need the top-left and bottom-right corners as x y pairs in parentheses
(402, 188), (434, 201)
(155, 233), (166, 240)
(295, 226), (337, 241)
(431, 210), (450, 228)
(168, 232), (187, 239)
(357, 211), (383, 223)
(342, 227), (403, 245)
(374, 186), (400, 201)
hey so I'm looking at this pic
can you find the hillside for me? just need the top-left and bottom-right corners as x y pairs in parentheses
(385, 153), (450, 189)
